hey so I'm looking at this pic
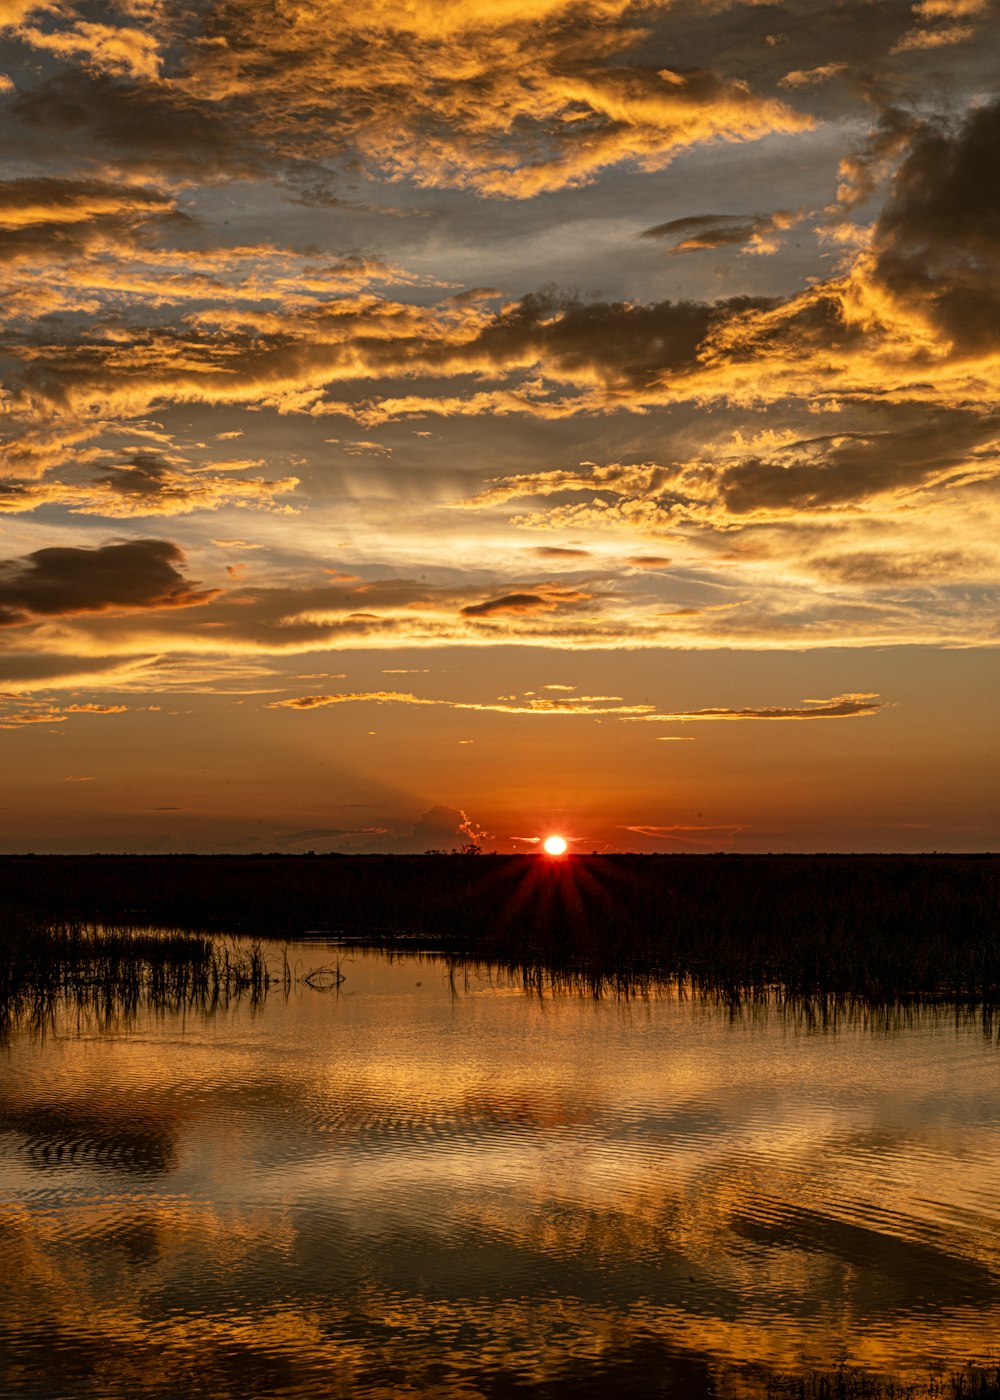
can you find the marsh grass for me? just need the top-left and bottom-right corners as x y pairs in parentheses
(0, 912), (272, 1040)
(764, 1366), (1000, 1398)
(2, 853), (999, 1009)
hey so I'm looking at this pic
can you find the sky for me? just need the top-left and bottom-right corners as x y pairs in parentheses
(0, 0), (997, 853)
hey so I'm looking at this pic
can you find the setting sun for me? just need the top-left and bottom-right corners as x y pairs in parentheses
(542, 835), (568, 857)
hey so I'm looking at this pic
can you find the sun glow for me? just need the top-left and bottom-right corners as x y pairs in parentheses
(542, 834), (568, 856)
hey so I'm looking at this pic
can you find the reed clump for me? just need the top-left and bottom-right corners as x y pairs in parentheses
(0, 911), (271, 1038)
(765, 1366), (1000, 1398)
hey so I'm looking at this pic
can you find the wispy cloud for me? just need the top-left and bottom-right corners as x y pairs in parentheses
(0, 695), (129, 727)
(622, 823), (748, 847)
(627, 694), (886, 722)
(266, 690), (656, 718)
(264, 688), (888, 728)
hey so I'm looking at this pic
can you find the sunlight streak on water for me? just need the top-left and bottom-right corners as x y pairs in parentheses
(1, 947), (999, 1396)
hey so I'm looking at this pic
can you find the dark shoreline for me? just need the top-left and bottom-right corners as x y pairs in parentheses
(2, 853), (998, 1006)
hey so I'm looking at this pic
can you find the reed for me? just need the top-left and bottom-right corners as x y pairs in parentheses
(765, 1367), (1000, 1398)
(1, 852), (998, 1007)
(0, 911), (272, 1039)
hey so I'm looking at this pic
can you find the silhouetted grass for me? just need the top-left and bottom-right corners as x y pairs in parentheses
(1, 853), (998, 1007)
(765, 1366), (1000, 1399)
(0, 911), (271, 1039)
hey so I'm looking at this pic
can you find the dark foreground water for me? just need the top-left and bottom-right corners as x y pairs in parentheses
(2, 945), (999, 1398)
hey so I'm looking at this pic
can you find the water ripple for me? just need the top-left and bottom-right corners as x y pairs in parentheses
(1, 948), (999, 1396)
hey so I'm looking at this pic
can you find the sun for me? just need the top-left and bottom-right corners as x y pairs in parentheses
(542, 834), (568, 857)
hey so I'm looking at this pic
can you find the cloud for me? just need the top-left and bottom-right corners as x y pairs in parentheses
(623, 823), (746, 840)
(460, 592), (550, 618)
(9, 19), (163, 81)
(283, 805), (490, 853)
(460, 584), (590, 618)
(9, 69), (273, 184)
(810, 549), (989, 584)
(0, 539), (218, 626)
(639, 209), (799, 255)
(0, 695), (128, 726)
(892, 0), (988, 48)
(628, 693), (886, 722)
(4, 3), (811, 197)
(11, 119), (996, 466)
(0, 27), (994, 468)
(0, 703), (67, 728)
(0, 454), (300, 518)
(892, 22), (975, 49)
(0, 176), (173, 233)
(455, 407), (1000, 616)
(264, 687), (890, 726)
(266, 688), (657, 718)
(284, 825), (392, 842)
(869, 97), (1000, 354)
(778, 63), (849, 88)
(6, 542), (990, 666)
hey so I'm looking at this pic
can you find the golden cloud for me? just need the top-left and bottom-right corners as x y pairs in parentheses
(0, 695), (128, 726)
(0, 457), (299, 518)
(165, 1), (811, 197)
(3, 101), (996, 480)
(264, 687), (889, 725)
(9, 20), (162, 80)
(626, 693), (886, 722)
(266, 688), (657, 717)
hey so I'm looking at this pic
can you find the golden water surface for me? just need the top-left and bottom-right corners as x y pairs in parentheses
(2, 946), (999, 1397)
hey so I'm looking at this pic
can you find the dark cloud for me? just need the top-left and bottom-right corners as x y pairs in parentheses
(0, 652), (133, 685)
(9, 70), (271, 183)
(639, 210), (795, 253)
(0, 176), (182, 269)
(457, 582), (601, 618)
(460, 592), (553, 618)
(0, 174), (173, 220)
(872, 98), (1000, 351)
(95, 456), (178, 500)
(409, 805), (489, 852)
(0, 539), (218, 626)
(715, 411), (1000, 514)
(465, 290), (766, 391)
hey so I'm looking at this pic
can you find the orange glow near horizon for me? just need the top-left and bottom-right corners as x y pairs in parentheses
(542, 834), (569, 856)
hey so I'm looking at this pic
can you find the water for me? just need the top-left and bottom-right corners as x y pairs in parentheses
(2, 945), (1000, 1397)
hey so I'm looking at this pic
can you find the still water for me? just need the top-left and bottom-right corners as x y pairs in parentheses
(2, 945), (999, 1398)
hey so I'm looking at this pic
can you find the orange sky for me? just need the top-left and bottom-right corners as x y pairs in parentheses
(0, 0), (998, 851)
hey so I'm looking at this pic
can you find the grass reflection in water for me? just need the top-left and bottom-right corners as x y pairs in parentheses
(0, 916), (271, 1041)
